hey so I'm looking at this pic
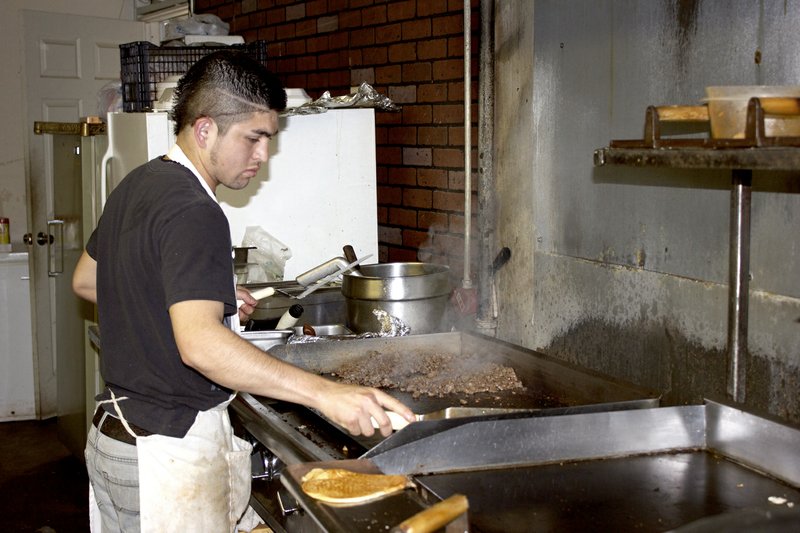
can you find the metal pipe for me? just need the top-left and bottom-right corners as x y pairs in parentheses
(727, 169), (752, 403)
(476, 0), (497, 329)
(462, 0), (473, 290)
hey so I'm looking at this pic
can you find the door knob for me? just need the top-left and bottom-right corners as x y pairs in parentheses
(23, 233), (33, 245)
(36, 232), (54, 245)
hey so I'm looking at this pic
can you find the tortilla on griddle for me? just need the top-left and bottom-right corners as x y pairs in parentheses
(301, 467), (411, 504)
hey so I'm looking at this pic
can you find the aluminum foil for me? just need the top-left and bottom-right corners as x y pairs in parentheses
(282, 82), (399, 116)
(286, 309), (410, 344)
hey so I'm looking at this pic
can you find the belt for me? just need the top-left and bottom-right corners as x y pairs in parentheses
(92, 409), (153, 446)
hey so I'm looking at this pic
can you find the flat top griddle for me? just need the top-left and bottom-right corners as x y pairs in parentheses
(418, 451), (800, 533)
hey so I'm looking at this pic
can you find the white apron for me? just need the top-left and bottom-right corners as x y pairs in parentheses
(137, 396), (255, 532)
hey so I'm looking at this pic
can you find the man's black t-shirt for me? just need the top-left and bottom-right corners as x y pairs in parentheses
(87, 157), (235, 437)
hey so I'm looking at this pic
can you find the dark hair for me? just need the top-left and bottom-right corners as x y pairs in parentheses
(171, 50), (287, 135)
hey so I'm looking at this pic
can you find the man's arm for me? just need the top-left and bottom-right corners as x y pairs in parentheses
(169, 299), (415, 437)
(72, 250), (98, 303)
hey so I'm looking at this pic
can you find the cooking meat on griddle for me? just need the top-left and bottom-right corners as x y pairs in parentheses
(331, 351), (525, 399)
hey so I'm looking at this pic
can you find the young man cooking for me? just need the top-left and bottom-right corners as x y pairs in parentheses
(72, 50), (414, 532)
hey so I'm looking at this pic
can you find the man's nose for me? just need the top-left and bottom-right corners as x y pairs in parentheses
(253, 138), (269, 162)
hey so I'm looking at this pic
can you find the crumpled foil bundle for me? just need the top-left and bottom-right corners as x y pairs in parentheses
(286, 309), (410, 344)
(282, 82), (399, 116)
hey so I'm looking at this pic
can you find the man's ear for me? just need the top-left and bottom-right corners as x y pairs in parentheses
(193, 117), (216, 148)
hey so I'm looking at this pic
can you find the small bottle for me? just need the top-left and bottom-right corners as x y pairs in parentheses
(275, 304), (304, 330)
(0, 217), (10, 252)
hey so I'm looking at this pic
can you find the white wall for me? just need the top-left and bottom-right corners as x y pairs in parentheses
(0, 1), (136, 244)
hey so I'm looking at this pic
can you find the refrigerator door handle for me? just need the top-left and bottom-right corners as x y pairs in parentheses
(100, 150), (113, 211)
(47, 219), (65, 277)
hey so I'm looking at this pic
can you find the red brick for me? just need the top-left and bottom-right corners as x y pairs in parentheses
(330, 0), (349, 9)
(297, 19), (317, 36)
(402, 62), (431, 82)
(419, 210), (449, 231)
(432, 190), (464, 211)
(296, 54), (317, 71)
(351, 27), (375, 46)
(286, 3), (305, 20)
(362, 5), (387, 25)
(242, 0), (258, 14)
(285, 73), (308, 88)
(433, 147), (463, 168)
(389, 207), (418, 227)
(387, 247), (418, 262)
(377, 206), (388, 224)
(376, 65), (402, 84)
(418, 126), (447, 146)
(388, 0), (415, 21)
(376, 111), (403, 125)
(276, 23), (296, 40)
(403, 147), (432, 166)
(404, 188), (432, 208)
(362, 46), (388, 65)
(432, 14), (463, 36)
(377, 145), (403, 164)
(348, 49), (363, 66)
(307, 35), (330, 53)
(329, 70), (350, 88)
(286, 39), (306, 55)
(418, 0), (448, 16)
(351, 0), (375, 7)
(432, 59), (463, 81)
(403, 229), (429, 248)
(340, 10), (362, 28)
(448, 213), (463, 234)
(389, 42), (416, 62)
(387, 126), (417, 145)
(402, 19), (431, 39)
(307, 0), (329, 16)
(388, 166), (417, 185)
(375, 23), (402, 43)
(378, 185), (403, 205)
(449, 169), (479, 192)
(417, 167), (447, 188)
(258, 26), (278, 42)
(330, 31), (349, 49)
(266, 7), (286, 24)
(319, 50), (345, 68)
(433, 104), (463, 124)
(417, 83), (447, 102)
(418, 38), (447, 60)
(402, 105), (432, 124)
(376, 165), (389, 183)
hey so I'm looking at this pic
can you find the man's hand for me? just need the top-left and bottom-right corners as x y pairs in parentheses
(314, 382), (416, 438)
(236, 286), (258, 324)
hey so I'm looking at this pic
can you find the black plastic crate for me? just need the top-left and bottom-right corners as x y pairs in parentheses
(120, 40), (268, 112)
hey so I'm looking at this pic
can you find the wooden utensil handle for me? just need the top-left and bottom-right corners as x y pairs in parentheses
(654, 105), (709, 122)
(757, 97), (800, 116)
(343, 244), (358, 263)
(392, 494), (469, 533)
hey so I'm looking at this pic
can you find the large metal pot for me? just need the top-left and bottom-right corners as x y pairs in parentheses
(341, 262), (451, 334)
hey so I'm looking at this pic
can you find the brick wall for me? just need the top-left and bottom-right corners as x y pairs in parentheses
(194, 0), (479, 282)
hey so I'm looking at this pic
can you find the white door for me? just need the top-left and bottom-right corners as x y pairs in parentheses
(23, 11), (146, 427)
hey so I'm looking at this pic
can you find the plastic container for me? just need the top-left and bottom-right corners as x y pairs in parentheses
(705, 85), (800, 139)
(119, 40), (268, 112)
